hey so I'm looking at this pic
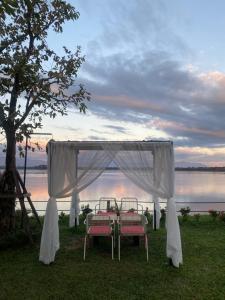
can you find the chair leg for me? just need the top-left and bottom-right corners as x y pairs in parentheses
(118, 235), (120, 261)
(84, 235), (87, 261)
(112, 236), (114, 260)
(145, 234), (149, 262)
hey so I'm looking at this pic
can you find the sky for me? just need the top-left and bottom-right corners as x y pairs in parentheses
(7, 0), (225, 167)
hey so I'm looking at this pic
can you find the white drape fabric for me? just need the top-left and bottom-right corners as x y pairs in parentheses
(166, 198), (183, 267)
(101, 142), (182, 267)
(40, 142), (76, 264)
(69, 150), (115, 227)
(155, 145), (182, 267)
(39, 141), (182, 267)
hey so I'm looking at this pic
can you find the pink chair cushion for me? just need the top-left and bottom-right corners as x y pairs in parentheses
(88, 226), (111, 236)
(121, 225), (145, 235)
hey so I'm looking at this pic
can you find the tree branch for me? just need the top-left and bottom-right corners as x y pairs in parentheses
(15, 94), (38, 129)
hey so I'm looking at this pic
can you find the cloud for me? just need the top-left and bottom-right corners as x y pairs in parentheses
(81, 50), (225, 149)
(103, 124), (127, 134)
(75, 0), (225, 164)
(87, 135), (107, 141)
(175, 146), (225, 166)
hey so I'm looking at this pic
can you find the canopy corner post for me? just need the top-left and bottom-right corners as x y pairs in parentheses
(153, 202), (157, 231)
(153, 147), (157, 231)
(75, 149), (79, 228)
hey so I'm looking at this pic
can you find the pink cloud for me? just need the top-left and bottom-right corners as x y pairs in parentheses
(94, 94), (167, 113)
(152, 119), (225, 138)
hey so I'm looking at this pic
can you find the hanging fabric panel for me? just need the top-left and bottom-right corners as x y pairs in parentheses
(40, 142), (76, 264)
(69, 150), (116, 227)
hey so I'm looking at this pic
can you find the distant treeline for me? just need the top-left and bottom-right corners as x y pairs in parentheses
(0, 165), (47, 170)
(175, 167), (225, 172)
(0, 165), (225, 172)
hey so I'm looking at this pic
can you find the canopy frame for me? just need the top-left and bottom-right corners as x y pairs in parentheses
(39, 140), (182, 268)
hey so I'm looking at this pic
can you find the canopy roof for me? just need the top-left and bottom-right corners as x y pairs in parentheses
(49, 140), (173, 150)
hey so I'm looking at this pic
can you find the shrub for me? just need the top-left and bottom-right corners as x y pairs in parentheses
(144, 207), (152, 224)
(208, 209), (218, 221)
(218, 211), (225, 222)
(59, 211), (65, 220)
(180, 207), (191, 221)
(81, 204), (92, 217)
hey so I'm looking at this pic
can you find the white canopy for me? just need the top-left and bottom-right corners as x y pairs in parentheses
(39, 140), (182, 267)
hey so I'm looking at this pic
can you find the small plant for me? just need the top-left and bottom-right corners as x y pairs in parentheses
(208, 209), (218, 221)
(144, 207), (152, 224)
(193, 213), (200, 222)
(59, 211), (65, 219)
(218, 211), (225, 223)
(59, 212), (66, 224)
(180, 207), (191, 222)
(128, 208), (135, 213)
(81, 204), (92, 217)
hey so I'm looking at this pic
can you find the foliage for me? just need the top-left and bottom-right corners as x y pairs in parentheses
(0, 0), (90, 234)
(81, 204), (92, 217)
(0, 0), (18, 15)
(218, 211), (225, 223)
(179, 206), (191, 222)
(144, 207), (152, 224)
(0, 210), (41, 249)
(59, 211), (66, 220)
(208, 209), (218, 221)
(0, 0), (90, 151)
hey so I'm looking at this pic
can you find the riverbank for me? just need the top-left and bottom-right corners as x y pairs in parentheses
(0, 216), (225, 299)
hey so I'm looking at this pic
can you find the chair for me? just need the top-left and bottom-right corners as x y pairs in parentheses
(83, 214), (114, 260)
(95, 197), (117, 214)
(118, 214), (148, 261)
(120, 197), (143, 214)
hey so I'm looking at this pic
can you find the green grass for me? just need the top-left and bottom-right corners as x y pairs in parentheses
(0, 215), (225, 300)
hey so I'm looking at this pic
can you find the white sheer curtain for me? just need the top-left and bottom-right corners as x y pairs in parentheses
(154, 145), (182, 267)
(69, 150), (115, 227)
(102, 142), (182, 267)
(40, 143), (114, 263)
(39, 142), (76, 264)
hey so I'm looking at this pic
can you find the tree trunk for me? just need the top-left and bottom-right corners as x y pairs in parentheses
(0, 128), (16, 234)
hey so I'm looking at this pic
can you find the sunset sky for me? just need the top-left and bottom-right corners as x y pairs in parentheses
(4, 0), (225, 167)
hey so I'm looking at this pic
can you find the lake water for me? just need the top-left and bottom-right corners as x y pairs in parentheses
(20, 170), (225, 215)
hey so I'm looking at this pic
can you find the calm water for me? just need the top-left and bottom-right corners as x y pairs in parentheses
(20, 170), (225, 215)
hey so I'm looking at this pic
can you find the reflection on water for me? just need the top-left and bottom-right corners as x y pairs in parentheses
(21, 170), (225, 215)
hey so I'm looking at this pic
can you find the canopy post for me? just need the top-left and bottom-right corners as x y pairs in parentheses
(153, 149), (157, 231)
(153, 202), (156, 231)
(75, 150), (79, 228)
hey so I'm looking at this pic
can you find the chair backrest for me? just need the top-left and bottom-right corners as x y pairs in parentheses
(98, 197), (117, 212)
(120, 197), (138, 213)
(120, 214), (147, 228)
(86, 214), (111, 232)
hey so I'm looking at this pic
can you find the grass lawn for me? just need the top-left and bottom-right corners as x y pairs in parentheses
(0, 215), (225, 300)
